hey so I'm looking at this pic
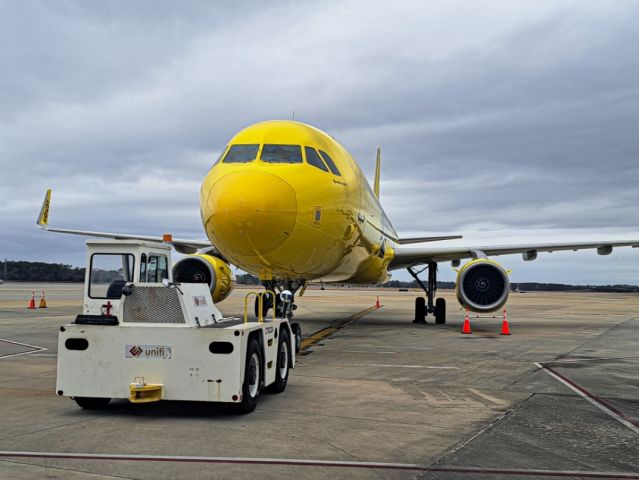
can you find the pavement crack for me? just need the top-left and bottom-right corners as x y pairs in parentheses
(425, 393), (536, 470)
(0, 417), (102, 442)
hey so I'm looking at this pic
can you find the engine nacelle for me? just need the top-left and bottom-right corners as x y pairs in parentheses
(455, 258), (510, 313)
(173, 254), (236, 303)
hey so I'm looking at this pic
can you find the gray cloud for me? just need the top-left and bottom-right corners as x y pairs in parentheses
(1, 0), (638, 284)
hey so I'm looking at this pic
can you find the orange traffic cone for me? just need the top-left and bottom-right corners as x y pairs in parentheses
(27, 291), (36, 309)
(500, 308), (511, 335)
(461, 308), (472, 334)
(39, 291), (47, 309)
(375, 296), (381, 308)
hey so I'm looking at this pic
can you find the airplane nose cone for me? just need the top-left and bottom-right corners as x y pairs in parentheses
(204, 171), (297, 256)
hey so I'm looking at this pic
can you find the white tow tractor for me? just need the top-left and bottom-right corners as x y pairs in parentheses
(56, 239), (295, 414)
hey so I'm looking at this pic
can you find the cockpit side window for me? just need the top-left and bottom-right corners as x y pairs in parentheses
(304, 147), (329, 172)
(261, 144), (303, 163)
(223, 144), (260, 163)
(318, 150), (341, 176)
(213, 146), (229, 166)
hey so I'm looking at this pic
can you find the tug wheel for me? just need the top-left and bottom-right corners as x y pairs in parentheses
(74, 397), (111, 409)
(267, 329), (290, 394)
(291, 323), (302, 353)
(235, 339), (262, 414)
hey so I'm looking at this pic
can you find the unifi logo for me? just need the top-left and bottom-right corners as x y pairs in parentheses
(129, 345), (143, 357)
(126, 344), (172, 359)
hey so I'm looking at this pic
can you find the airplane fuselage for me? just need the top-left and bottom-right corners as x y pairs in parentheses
(200, 121), (397, 283)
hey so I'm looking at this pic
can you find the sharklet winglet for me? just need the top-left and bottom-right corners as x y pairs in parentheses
(37, 189), (52, 227)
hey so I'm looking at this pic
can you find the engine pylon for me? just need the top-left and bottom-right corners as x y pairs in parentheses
(461, 308), (472, 334)
(500, 308), (511, 335)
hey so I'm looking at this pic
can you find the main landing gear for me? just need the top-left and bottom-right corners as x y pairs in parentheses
(408, 262), (446, 325)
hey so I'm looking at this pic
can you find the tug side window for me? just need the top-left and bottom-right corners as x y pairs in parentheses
(144, 255), (169, 283)
(89, 254), (135, 299)
(139, 254), (147, 282)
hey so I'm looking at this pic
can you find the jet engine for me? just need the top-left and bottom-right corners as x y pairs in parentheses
(455, 259), (510, 313)
(173, 254), (236, 303)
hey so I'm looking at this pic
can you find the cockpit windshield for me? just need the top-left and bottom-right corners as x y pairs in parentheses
(261, 144), (303, 163)
(223, 144), (260, 163)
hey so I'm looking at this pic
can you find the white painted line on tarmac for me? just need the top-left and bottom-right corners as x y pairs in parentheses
(535, 362), (639, 435)
(343, 350), (396, 354)
(357, 344), (434, 350)
(0, 338), (47, 360)
(345, 363), (458, 369)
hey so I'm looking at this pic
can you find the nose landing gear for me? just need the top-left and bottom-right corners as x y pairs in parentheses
(258, 280), (303, 353)
(408, 262), (446, 324)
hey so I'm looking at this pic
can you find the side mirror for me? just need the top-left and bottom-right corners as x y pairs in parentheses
(280, 290), (293, 303)
(162, 278), (171, 287)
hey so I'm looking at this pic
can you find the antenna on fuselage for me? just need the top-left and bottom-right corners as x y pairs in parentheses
(291, 110), (296, 120)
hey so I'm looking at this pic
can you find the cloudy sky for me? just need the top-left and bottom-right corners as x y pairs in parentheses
(1, 0), (638, 284)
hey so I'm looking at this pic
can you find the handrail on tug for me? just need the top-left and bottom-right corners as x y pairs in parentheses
(243, 290), (277, 324)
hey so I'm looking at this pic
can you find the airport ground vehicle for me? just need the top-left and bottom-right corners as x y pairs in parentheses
(56, 239), (295, 414)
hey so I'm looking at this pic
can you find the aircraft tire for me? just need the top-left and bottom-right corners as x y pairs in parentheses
(434, 298), (446, 324)
(74, 397), (111, 410)
(254, 293), (274, 319)
(413, 297), (427, 323)
(266, 329), (291, 394)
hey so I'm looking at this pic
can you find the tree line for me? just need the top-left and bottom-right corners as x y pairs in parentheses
(2, 261), (637, 292)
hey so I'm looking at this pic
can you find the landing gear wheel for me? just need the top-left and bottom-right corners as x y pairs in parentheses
(434, 297), (446, 324)
(74, 397), (111, 409)
(267, 329), (290, 393)
(254, 293), (274, 318)
(235, 339), (262, 414)
(291, 323), (302, 353)
(413, 297), (426, 324)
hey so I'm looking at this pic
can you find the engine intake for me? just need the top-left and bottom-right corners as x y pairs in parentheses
(456, 259), (509, 313)
(173, 254), (236, 303)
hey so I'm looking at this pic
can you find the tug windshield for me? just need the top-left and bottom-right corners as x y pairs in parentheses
(89, 254), (135, 299)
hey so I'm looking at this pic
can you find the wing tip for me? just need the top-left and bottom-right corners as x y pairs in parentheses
(36, 188), (52, 227)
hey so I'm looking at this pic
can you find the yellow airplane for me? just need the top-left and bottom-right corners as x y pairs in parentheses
(37, 120), (639, 328)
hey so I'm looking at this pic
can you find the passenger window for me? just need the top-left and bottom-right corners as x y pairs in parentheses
(223, 144), (259, 163)
(318, 150), (341, 176)
(305, 147), (329, 172)
(261, 144), (303, 163)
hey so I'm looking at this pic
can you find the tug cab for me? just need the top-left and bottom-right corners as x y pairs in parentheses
(56, 239), (294, 414)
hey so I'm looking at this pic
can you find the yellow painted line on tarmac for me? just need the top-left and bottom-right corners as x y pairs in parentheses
(301, 306), (379, 351)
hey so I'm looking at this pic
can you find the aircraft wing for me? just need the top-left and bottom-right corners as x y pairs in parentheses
(36, 189), (214, 255)
(389, 240), (639, 270)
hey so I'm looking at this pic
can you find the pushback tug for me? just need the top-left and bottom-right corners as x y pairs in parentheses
(56, 238), (297, 414)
